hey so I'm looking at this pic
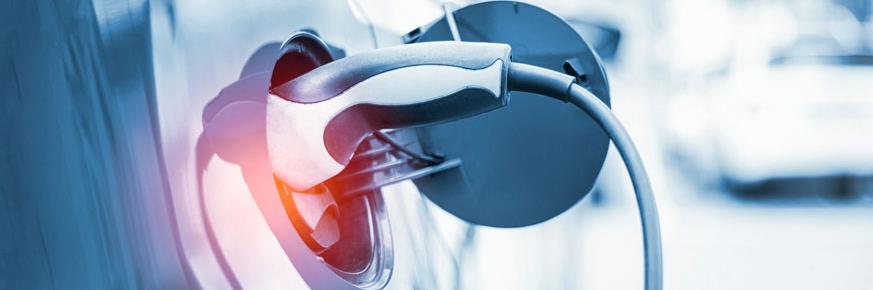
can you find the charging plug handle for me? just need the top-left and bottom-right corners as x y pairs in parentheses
(267, 41), (511, 191)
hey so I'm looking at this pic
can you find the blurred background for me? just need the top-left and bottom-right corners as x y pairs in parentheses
(2, 0), (873, 289)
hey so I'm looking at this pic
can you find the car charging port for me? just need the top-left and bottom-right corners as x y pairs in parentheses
(270, 30), (422, 289)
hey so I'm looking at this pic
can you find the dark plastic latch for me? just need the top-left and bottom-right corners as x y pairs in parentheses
(402, 27), (423, 44)
(563, 57), (589, 85)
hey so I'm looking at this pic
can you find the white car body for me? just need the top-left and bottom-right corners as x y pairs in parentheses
(669, 59), (873, 185)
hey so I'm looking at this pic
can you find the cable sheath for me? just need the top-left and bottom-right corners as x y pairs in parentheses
(508, 63), (663, 290)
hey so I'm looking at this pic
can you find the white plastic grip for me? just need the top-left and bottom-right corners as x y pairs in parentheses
(267, 42), (511, 191)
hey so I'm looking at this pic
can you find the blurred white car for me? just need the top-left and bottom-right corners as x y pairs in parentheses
(668, 54), (873, 188)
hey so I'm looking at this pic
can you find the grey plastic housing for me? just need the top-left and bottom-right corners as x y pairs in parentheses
(270, 41), (511, 104)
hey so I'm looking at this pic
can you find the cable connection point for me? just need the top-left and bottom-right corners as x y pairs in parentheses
(507, 62), (576, 102)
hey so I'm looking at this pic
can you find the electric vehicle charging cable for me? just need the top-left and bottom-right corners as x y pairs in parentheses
(266, 41), (662, 290)
(508, 63), (663, 290)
